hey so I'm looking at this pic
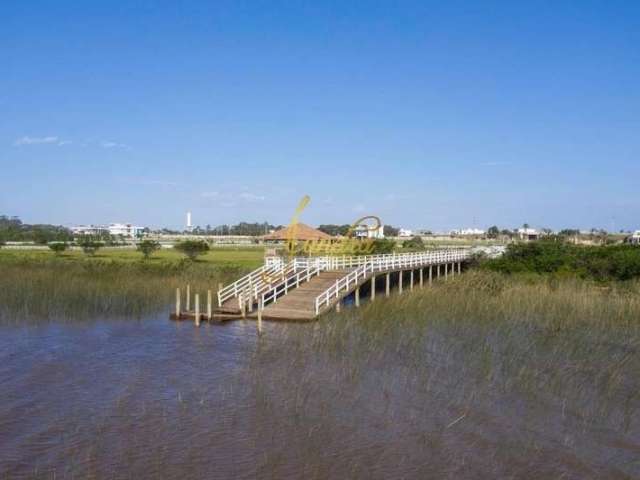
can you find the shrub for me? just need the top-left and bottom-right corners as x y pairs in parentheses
(48, 242), (69, 255)
(174, 240), (210, 261)
(136, 240), (161, 260)
(402, 236), (424, 250)
(76, 237), (104, 256)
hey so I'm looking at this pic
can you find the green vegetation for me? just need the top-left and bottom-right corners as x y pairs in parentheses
(136, 239), (161, 259)
(76, 237), (104, 256)
(0, 215), (73, 243)
(174, 240), (210, 260)
(0, 247), (264, 323)
(401, 235), (425, 250)
(485, 241), (640, 281)
(48, 242), (69, 255)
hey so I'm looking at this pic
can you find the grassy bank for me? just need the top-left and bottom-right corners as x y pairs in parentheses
(0, 247), (264, 323)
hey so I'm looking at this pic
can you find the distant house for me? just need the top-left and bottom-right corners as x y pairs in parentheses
(263, 223), (333, 242)
(398, 228), (413, 237)
(354, 224), (384, 239)
(517, 228), (540, 241)
(71, 225), (109, 236)
(108, 223), (144, 238)
(451, 228), (486, 236)
(628, 231), (640, 245)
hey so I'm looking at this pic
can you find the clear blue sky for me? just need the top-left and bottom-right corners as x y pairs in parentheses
(2, 1), (639, 231)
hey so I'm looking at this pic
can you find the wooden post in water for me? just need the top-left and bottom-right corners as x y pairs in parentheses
(445, 263), (448, 280)
(399, 271), (403, 294)
(450, 262), (454, 278)
(240, 293), (246, 318)
(429, 265), (433, 285)
(385, 273), (390, 298)
(217, 282), (223, 307)
(207, 290), (212, 321)
(355, 287), (360, 307)
(419, 269), (423, 288)
(176, 288), (181, 318)
(410, 270), (414, 291)
(194, 293), (200, 326)
(186, 284), (191, 311)
(257, 299), (263, 334)
(371, 276), (376, 301)
(336, 299), (341, 313)
(458, 262), (461, 274)
(437, 264), (441, 279)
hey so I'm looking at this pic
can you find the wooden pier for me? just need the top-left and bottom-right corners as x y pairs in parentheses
(171, 250), (470, 324)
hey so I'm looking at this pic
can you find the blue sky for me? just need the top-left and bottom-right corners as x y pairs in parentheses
(2, 1), (639, 231)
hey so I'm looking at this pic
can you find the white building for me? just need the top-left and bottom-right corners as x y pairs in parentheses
(108, 223), (144, 238)
(71, 225), (109, 236)
(353, 224), (385, 239)
(629, 231), (640, 245)
(517, 227), (540, 241)
(451, 228), (486, 236)
(398, 228), (413, 237)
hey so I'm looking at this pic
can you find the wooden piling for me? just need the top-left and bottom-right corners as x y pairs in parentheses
(458, 262), (461, 274)
(336, 299), (341, 312)
(355, 287), (360, 307)
(194, 293), (200, 326)
(186, 284), (191, 311)
(410, 270), (414, 291)
(419, 268), (423, 288)
(399, 271), (403, 294)
(257, 299), (263, 334)
(445, 263), (448, 280)
(386, 273), (390, 297)
(429, 265), (433, 285)
(176, 288), (181, 318)
(207, 290), (212, 321)
(371, 276), (376, 301)
(437, 264), (441, 278)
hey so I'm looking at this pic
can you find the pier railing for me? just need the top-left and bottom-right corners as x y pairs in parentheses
(260, 264), (323, 307)
(314, 249), (470, 315)
(217, 262), (292, 307)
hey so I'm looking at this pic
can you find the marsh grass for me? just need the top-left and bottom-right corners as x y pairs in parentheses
(240, 272), (640, 477)
(0, 255), (257, 324)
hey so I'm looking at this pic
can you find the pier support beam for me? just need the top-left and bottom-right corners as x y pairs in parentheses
(419, 268), (423, 288)
(445, 264), (448, 280)
(207, 290), (212, 321)
(399, 271), (403, 294)
(458, 262), (461, 274)
(195, 293), (200, 326)
(429, 265), (433, 285)
(186, 284), (191, 311)
(257, 300), (263, 334)
(336, 299), (341, 313)
(371, 276), (376, 301)
(410, 270), (414, 291)
(176, 288), (181, 318)
(355, 287), (360, 307)
(437, 264), (441, 279)
(386, 273), (390, 297)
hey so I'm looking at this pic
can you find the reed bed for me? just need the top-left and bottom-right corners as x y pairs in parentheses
(239, 272), (640, 477)
(0, 259), (247, 324)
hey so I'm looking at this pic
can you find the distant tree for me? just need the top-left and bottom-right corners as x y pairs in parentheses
(48, 242), (69, 255)
(369, 238), (396, 254)
(487, 226), (500, 239)
(76, 237), (103, 256)
(137, 239), (161, 259)
(317, 224), (351, 236)
(383, 225), (400, 237)
(174, 240), (210, 260)
(402, 236), (425, 250)
(0, 239), (5, 248)
(559, 229), (580, 237)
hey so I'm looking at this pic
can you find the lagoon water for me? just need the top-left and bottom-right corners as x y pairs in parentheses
(1, 315), (638, 479)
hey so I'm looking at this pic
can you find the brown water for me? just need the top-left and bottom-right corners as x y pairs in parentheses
(1, 315), (638, 479)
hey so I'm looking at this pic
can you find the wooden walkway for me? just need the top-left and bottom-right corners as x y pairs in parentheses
(171, 250), (471, 323)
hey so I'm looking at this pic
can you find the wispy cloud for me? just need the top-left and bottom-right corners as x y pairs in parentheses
(123, 178), (181, 187)
(100, 140), (130, 150)
(201, 190), (266, 206)
(14, 136), (59, 146)
(480, 161), (511, 167)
